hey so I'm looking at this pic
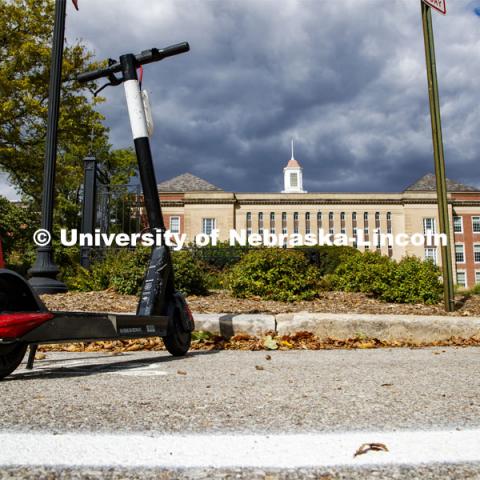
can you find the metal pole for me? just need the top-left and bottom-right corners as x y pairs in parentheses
(80, 157), (97, 268)
(421, 1), (455, 311)
(29, 0), (68, 293)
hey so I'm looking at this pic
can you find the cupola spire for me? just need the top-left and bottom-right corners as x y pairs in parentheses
(282, 140), (306, 193)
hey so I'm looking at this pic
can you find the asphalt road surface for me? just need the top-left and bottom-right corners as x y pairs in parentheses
(1, 347), (480, 479)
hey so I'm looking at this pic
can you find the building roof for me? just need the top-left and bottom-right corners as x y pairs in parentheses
(157, 172), (223, 192)
(404, 173), (479, 193)
(286, 158), (301, 168)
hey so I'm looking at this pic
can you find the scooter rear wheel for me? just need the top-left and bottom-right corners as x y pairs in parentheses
(0, 343), (27, 380)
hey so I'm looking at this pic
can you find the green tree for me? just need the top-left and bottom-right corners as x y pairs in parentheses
(0, 0), (137, 229)
(0, 196), (36, 259)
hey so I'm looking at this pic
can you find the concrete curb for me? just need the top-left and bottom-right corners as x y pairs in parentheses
(194, 314), (276, 337)
(193, 312), (480, 343)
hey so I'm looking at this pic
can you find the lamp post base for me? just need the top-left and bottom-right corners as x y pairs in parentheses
(28, 246), (68, 295)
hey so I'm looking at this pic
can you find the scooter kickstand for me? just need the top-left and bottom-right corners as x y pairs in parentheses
(26, 344), (38, 370)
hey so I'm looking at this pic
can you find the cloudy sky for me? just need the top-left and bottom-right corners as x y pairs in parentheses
(3, 0), (480, 198)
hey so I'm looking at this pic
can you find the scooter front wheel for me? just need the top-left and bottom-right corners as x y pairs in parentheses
(0, 343), (27, 380)
(163, 311), (191, 357)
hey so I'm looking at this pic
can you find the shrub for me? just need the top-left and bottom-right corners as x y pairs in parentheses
(65, 247), (209, 296)
(226, 248), (321, 302)
(64, 247), (149, 294)
(381, 256), (443, 304)
(299, 245), (360, 276)
(191, 242), (250, 269)
(109, 248), (151, 295)
(171, 250), (209, 296)
(330, 251), (443, 304)
(330, 251), (396, 297)
(468, 283), (480, 296)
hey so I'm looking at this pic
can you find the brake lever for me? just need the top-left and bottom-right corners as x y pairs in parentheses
(93, 72), (123, 97)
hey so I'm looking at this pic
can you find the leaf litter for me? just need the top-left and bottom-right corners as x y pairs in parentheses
(38, 291), (480, 353)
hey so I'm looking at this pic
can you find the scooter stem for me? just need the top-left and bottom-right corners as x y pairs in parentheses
(120, 54), (165, 233)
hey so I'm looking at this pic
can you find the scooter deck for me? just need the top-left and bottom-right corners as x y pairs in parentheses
(19, 311), (169, 345)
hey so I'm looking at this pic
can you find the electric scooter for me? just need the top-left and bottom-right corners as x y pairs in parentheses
(0, 42), (194, 380)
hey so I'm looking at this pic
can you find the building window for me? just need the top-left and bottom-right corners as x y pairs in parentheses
(317, 212), (322, 230)
(387, 212), (392, 234)
(328, 212), (334, 233)
(269, 212), (275, 234)
(202, 218), (216, 235)
(169, 216), (180, 234)
(258, 212), (264, 234)
(475, 271), (480, 285)
(293, 212), (299, 234)
(290, 172), (298, 188)
(453, 216), (463, 233)
(423, 217), (436, 235)
(388, 245), (393, 258)
(305, 212), (311, 234)
(352, 212), (357, 222)
(363, 212), (369, 222)
(375, 212), (380, 229)
(473, 217), (480, 233)
(340, 212), (345, 221)
(282, 212), (287, 234)
(341, 228), (346, 235)
(425, 247), (437, 265)
(474, 244), (480, 263)
(456, 271), (467, 288)
(455, 244), (465, 263)
(246, 212), (252, 235)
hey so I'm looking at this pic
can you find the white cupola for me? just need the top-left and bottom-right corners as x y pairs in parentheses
(282, 140), (306, 193)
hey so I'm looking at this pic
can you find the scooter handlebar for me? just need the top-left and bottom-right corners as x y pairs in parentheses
(77, 42), (190, 84)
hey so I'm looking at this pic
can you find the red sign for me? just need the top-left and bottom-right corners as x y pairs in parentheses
(422, 0), (447, 15)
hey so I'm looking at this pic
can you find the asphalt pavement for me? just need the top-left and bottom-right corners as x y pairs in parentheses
(1, 347), (480, 479)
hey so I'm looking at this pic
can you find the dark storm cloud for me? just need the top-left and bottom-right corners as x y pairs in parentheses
(59, 0), (480, 194)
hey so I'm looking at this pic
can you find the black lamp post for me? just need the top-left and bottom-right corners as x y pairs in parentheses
(28, 0), (68, 294)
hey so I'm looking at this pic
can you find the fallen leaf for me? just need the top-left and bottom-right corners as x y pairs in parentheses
(255, 365), (265, 371)
(34, 353), (46, 360)
(354, 443), (389, 458)
(265, 355), (272, 360)
(263, 335), (278, 350)
(177, 370), (187, 375)
(381, 383), (394, 387)
(358, 341), (376, 349)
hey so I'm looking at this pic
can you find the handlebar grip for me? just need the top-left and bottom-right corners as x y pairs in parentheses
(139, 42), (190, 65)
(157, 42), (190, 59)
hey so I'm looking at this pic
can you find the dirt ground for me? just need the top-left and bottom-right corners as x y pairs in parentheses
(41, 289), (480, 317)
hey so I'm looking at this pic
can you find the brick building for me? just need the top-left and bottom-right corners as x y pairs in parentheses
(157, 154), (480, 288)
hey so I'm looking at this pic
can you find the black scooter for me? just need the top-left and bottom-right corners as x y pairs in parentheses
(0, 43), (194, 380)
